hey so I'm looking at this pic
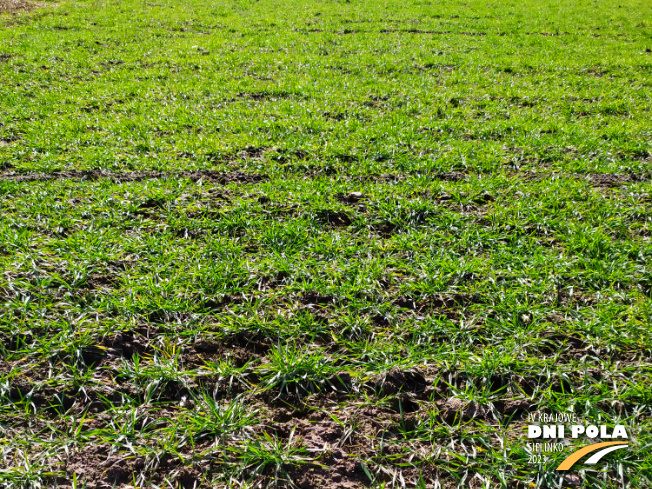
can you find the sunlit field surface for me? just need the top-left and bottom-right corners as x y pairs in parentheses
(1, 0), (651, 487)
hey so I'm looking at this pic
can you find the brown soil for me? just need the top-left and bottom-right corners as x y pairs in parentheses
(191, 331), (271, 369)
(393, 293), (482, 313)
(587, 173), (649, 187)
(270, 403), (437, 488)
(256, 270), (291, 290)
(0, 169), (269, 184)
(435, 398), (483, 423)
(336, 191), (365, 204)
(8, 337), (579, 489)
(372, 220), (399, 237)
(301, 291), (336, 306)
(379, 29), (486, 36)
(495, 398), (535, 417)
(83, 273), (119, 290)
(373, 366), (427, 396)
(317, 209), (353, 227)
(64, 444), (203, 489)
(101, 330), (153, 360)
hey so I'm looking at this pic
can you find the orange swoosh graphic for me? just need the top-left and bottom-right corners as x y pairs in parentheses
(556, 442), (628, 471)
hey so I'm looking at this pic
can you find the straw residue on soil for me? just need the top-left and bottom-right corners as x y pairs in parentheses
(0, 0), (41, 13)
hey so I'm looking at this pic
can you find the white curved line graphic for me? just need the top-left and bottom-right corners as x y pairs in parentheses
(584, 444), (628, 464)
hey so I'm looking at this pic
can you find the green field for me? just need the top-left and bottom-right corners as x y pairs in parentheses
(1, 0), (652, 487)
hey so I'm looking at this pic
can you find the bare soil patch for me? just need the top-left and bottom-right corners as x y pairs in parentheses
(379, 28), (486, 36)
(64, 443), (203, 489)
(101, 330), (153, 360)
(586, 173), (649, 187)
(373, 366), (427, 396)
(0, 0), (41, 14)
(317, 209), (353, 227)
(0, 169), (269, 184)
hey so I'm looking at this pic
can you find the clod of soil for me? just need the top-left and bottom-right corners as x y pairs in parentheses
(393, 296), (417, 310)
(256, 270), (290, 290)
(372, 221), (399, 237)
(499, 398), (534, 416)
(472, 192), (495, 204)
(389, 394), (420, 413)
(191, 336), (264, 369)
(79, 345), (107, 368)
(138, 198), (166, 210)
(327, 371), (353, 392)
(515, 375), (546, 396)
(317, 209), (353, 227)
(101, 331), (151, 359)
(339, 191), (365, 203)
(435, 398), (482, 423)
(374, 367), (427, 396)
